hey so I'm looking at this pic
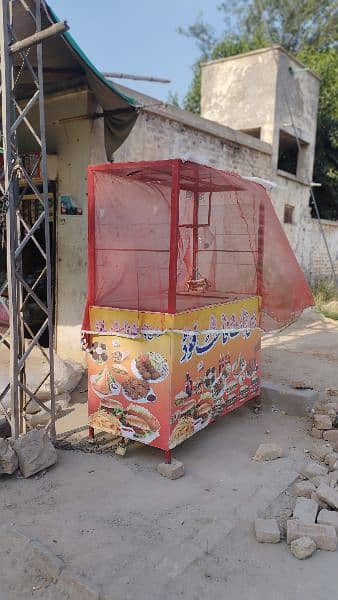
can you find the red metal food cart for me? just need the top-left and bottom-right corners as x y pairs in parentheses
(82, 159), (313, 462)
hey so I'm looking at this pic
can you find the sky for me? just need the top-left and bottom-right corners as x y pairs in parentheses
(53, 1), (224, 104)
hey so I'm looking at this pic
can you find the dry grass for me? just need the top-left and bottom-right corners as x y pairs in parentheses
(312, 278), (338, 320)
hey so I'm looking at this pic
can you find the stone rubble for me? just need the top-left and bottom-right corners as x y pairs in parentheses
(316, 483), (338, 510)
(317, 509), (338, 533)
(252, 443), (283, 461)
(293, 480), (316, 498)
(313, 414), (332, 430)
(13, 429), (57, 478)
(255, 392), (338, 560)
(290, 536), (316, 560)
(287, 520), (337, 551)
(0, 438), (18, 475)
(301, 461), (328, 479)
(293, 498), (318, 524)
(254, 518), (280, 543)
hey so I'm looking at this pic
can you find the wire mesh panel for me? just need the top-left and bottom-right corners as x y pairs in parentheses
(86, 159), (313, 331)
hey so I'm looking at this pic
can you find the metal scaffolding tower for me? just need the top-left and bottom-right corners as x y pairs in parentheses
(0, 0), (67, 439)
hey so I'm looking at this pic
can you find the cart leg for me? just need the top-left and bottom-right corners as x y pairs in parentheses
(164, 450), (172, 464)
(88, 426), (95, 440)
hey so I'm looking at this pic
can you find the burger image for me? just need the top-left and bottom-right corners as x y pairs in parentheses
(91, 367), (121, 398)
(174, 391), (196, 418)
(195, 393), (213, 423)
(124, 405), (160, 440)
(169, 416), (195, 448)
(100, 398), (124, 418)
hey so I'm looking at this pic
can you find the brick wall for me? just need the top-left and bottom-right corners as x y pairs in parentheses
(114, 91), (338, 284)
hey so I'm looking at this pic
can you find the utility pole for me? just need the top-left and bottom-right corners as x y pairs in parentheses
(0, 0), (67, 439)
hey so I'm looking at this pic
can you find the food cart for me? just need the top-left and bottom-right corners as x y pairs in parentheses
(82, 159), (313, 461)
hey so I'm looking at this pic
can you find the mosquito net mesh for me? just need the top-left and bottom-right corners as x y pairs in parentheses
(86, 159), (313, 331)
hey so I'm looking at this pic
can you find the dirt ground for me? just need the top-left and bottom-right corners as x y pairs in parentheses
(1, 308), (338, 599)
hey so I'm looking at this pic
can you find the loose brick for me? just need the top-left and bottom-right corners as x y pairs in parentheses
(313, 414), (332, 430)
(253, 443), (283, 461)
(323, 430), (338, 443)
(310, 491), (329, 509)
(287, 520), (337, 551)
(316, 483), (338, 509)
(293, 498), (318, 524)
(290, 536), (316, 560)
(310, 428), (323, 439)
(157, 459), (184, 480)
(317, 509), (338, 533)
(310, 475), (330, 487)
(293, 481), (316, 498)
(254, 518), (280, 543)
(309, 444), (332, 462)
(301, 461), (328, 479)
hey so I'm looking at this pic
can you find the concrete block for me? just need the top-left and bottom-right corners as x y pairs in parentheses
(287, 520), (337, 551)
(323, 430), (338, 443)
(314, 414), (332, 430)
(310, 427), (323, 439)
(310, 475), (330, 488)
(316, 483), (338, 509)
(309, 444), (332, 462)
(301, 461), (328, 479)
(290, 536), (316, 559)
(317, 509), (338, 533)
(254, 518), (280, 543)
(328, 470), (338, 486)
(293, 498), (318, 524)
(293, 481), (316, 498)
(311, 491), (329, 509)
(261, 381), (318, 416)
(157, 459), (184, 480)
(13, 429), (57, 478)
(0, 438), (18, 475)
(325, 452), (338, 471)
(253, 443), (283, 461)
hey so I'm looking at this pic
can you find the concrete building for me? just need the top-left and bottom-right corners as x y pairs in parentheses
(115, 46), (338, 299)
(3, 28), (337, 366)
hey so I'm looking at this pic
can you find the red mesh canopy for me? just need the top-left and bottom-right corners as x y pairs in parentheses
(85, 159), (313, 330)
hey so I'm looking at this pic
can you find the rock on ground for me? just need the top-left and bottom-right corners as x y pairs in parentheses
(310, 491), (329, 510)
(323, 430), (338, 443)
(317, 509), (338, 533)
(287, 520), (337, 551)
(309, 444), (332, 462)
(290, 536), (316, 560)
(301, 461), (328, 479)
(37, 354), (84, 399)
(0, 437), (18, 475)
(253, 443), (283, 461)
(157, 459), (185, 480)
(293, 480), (316, 498)
(13, 429), (57, 478)
(254, 518), (280, 543)
(310, 427), (323, 439)
(313, 414), (332, 430)
(293, 498), (318, 524)
(316, 483), (338, 510)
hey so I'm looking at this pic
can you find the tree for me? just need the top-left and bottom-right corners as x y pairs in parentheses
(180, 0), (338, 217)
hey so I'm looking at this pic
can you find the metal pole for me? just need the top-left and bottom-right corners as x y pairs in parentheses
(0, 0), (20, 437)
(35, 0), (55, 440)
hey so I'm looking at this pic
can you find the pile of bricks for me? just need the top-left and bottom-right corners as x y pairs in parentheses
(255, 395), (338, 559)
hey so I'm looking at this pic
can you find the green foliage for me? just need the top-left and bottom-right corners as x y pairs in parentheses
(312, 278), (338, 319)
(180, 0), (338, 217)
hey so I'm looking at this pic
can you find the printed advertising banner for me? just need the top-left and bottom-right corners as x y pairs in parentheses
(87, 297), (261, 451)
